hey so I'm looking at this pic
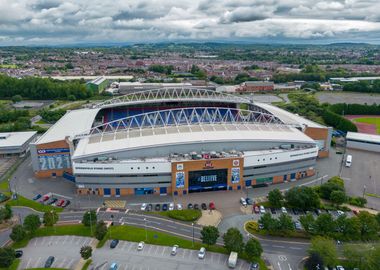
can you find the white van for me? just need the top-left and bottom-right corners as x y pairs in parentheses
(345, 155), (352, 167)
(228, 252), (238, 268)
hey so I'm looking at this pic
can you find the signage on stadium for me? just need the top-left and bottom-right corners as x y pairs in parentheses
(37, 148), (70, 154)
(203, 160), (213, 169)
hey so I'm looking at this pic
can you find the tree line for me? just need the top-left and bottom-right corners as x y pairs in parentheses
(329, 103), (380, 115)
(342, 80), (380, 93)
(0, 74), (94, 100)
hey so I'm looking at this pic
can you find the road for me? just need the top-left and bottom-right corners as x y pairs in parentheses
(2, 207), (309, 269)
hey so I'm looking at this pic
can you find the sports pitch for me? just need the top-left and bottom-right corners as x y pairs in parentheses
(354, 117), (380, 134)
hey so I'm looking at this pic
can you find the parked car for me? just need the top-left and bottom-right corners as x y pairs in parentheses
(258, 223), (264, 230)
(194, 203), (199, 210)
(352, 209), (359, 215)
(176, 203), (182, 210)
(15, 250), (23, 258)
(281, 207), (287, 214)
(294, 221), (302, 230)
(137, 241), (145, 251)
(44, 256), (55, 268)
(259, 205), (265, 214)
(336, 266), (345, 270)
(187, 203), (193, 209)
(147, 204), (153, 211)
(48, 198), (58, 205)
(140, 203), (147, 211)
(337, 210), (345, 217)
(198, 247), (206, 259)
(201, 203), (207, 210)
(56, 199), (65, 207)
(109, 262), (118, 270)
(254, 206), (260, 214)
(292, 208), (299, 215)
(110, 239), (119, 248)
(240, 197), (247, 207)
(246, 198), (253, 205)
(169, 202), (175, 211)
(250, 262), (259, 270)
(270, 208), (276, 214)
(171, 245), (179, 255)
(62, 200), (70, 208)
(209, 202), (215, 210)
(155, 204), (161, 211)
(41, 195), (50, 202)
(33, 194), (42, 201)
(162, 204), (168, 211)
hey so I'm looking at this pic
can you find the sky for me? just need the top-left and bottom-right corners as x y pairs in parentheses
(1, 0), (380, 45)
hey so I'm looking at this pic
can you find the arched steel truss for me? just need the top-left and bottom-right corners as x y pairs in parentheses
(75, 107), (284, 140)
(93, 87), (252, 109)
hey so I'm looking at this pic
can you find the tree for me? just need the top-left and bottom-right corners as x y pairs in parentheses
(259, 213), (278, 231)
(357, 211), (379, 240)
(82, 210), (97, 227)
(305, 252), (324, 270)
(95, 221), (108, 240)
(223, 228), (244, 253)
(330, 190), (346, 205)
(335, 215), (360, 240)
(376, 213), (380, 226)
(11, 95), (22, 103)
(309, 236), (338, 267)
(80, 245), (92, 260)
(23, 214), (41, 234)
(0, 247), (15, 268)
(278, 214), (294, 232)
(43, 211), (59, 227)
(0, 204), (12, 222)
(10, 224), (26, 242)
(200, 226), (219, 246)
(268, 189), (283, 208)
(343, 244), (372, 270)
(285, 186), (320, 210)
(300, 213), (315, 234)
(244, 238), (263, 261)
(314, 213), (335, 236)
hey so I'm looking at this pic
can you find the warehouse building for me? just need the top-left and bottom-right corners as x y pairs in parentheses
(0, 131), (37, 158)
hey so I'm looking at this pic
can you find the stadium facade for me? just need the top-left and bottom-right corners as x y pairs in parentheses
(30, 88), (332, 197)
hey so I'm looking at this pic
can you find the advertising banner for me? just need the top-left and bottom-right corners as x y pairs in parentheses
(231, 167), (240, 184)
(175, 171), (185, 188)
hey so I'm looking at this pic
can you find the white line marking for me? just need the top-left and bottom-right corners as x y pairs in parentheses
(288, 263), (293, 270)
(273, 245), (285, 248)
(34, 257), (41, 268)
(278, 262), (282, 270)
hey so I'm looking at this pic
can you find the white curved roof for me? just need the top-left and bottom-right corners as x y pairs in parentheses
(73, 123), (315, 159)
(93, 87), (251, 109)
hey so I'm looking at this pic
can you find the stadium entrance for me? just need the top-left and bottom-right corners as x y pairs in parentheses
(188, 169), (228, 193)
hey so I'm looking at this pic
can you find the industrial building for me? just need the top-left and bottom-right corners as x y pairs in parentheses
(237, 81), (274, 92)
(86, 77), (109, 93)
(30, 88), (331, 197)
(0, 131), (37, 158)
(346, 132), (380, 152)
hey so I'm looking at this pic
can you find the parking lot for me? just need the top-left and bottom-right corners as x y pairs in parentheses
(94, 240), (251, 270)
(19, 236), (91, 269)
(341, 149), (380, 210)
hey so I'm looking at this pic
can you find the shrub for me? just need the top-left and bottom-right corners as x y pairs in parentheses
(349, 197), (367, 207)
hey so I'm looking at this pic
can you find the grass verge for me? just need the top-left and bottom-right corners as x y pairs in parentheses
(81, 259), (92, 270)
(153, 209), (202, 222)
(0, 258), (20, 270)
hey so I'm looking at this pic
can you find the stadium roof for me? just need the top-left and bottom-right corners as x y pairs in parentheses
(254, 102), (325, 128)
(346, 132), (380, 143)
(35, 108), (100, 144)
(0, 131), (37, 148)
(73, 123), (315, 159)
(92, 88), (252, 109)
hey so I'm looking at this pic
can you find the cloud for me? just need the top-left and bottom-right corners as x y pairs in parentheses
(0, 0), (379, 45)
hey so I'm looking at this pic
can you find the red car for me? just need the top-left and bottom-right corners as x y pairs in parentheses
(254, 205), (260, 214)
(57, 199), (65, 207)
(352, 209), (359, 216)
(209, 202), (215, 210)
(41, 195), (50, 202)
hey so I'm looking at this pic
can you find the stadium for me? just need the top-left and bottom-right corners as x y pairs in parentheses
(30, 88), (332, 197)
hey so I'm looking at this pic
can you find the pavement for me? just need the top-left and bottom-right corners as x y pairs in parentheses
(340, 148), (380, 210)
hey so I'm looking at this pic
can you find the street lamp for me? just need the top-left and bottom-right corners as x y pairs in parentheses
(191, 223), (194, 247)
(144, 218), (148, 241)
(363, 185), (367, 198)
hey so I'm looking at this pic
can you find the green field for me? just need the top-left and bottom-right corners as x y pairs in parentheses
(354, 117), (380, 134)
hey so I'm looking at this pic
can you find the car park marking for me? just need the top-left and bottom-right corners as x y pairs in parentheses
(289, 247), (301, 250)
(161, 246), (167, 256)
(34, 257), (41, 268)
(25, 258), (32, 269)
(167, 225), (176, 229)
(273, 245), (285, 248)
(67, 258), (75, 268)
(59, 258), (67, 268)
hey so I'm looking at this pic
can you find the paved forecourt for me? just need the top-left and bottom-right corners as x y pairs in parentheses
(94, 240), (251, 270)
(19, 235), (91, 269)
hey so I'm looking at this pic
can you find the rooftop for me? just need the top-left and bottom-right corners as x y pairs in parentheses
(73, 123), (315, 159)
(35, 108), (100, 144)
(254, 102), (325, 128)
(346, 132), (380, 143)
(0, 131), (37, 148)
